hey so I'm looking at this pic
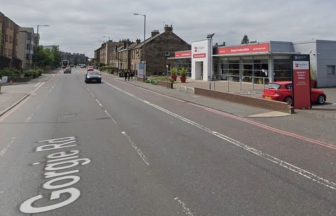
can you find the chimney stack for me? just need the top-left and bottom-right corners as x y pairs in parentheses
(151, 30), (160, 37)
(164, 24), (173, 32)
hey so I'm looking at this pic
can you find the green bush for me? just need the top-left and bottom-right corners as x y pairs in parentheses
(171, 67), (178, 76)
(23, 69), (43, 78)
(0, 68), (21, 78)
(179, 67), (187, 77)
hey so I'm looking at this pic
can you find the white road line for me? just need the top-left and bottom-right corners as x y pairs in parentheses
(31, 82), (45, 96)
(32, 162), (41, 166)
(106, 80), (336, 191)
(25, 115), (33, 122)
(121, 131), (150, 166)
(34, 82), (41, 88)
(0, 137), (16, 157)
(104, 110), (117, 124)
(174, 197), (194, 216)
(95, 99), (103, 107)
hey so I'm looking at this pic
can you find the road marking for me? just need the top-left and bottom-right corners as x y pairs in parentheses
(25, 115), (33, 122)
(121, 131), (149, 166)
(174, 197), (194, 216)
(104, 110), (117, 124)
(34, 82), (41, 88)
(0, 137), (16, 157)
(106, 80), (336, 191)
(31, 82), (45, 96)
(32, 162), (41, 166)
(201, 106), (336, 150)
(20, 137), (91, 214)
(95, 99), (103, 107)
(112, 76), (336, 150)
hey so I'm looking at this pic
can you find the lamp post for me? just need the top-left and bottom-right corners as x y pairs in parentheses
(133, 13), (146, 42)
(36, 24), (49, 47)
(133, 13), (147, 80)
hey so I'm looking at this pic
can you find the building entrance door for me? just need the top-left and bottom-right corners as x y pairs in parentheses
(195, 61), (204, 80)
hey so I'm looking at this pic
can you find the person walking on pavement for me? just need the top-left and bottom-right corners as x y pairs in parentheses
(127, 71), (130, 81)
(124, 71), (127, 81)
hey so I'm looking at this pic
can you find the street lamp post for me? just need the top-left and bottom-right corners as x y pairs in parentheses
(133, 13), (146, 42)
(133, 13), (147, 80)
(36, 24), (49, 46)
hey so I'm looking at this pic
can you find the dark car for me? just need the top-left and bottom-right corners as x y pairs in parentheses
(85, 70), (102, 83)
(64, 67), (71, 74)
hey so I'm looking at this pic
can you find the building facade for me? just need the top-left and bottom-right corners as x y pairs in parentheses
(171, 39), (336, 87)
(16, 27), (36, 69)
(0, 12), (21, 69)
(130, 25), (191, 76)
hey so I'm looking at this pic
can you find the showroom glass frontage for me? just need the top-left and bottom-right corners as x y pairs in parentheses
(170, 41), (296, 84)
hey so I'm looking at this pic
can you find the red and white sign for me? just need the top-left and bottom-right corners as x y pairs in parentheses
(175, 50), (191, 58)
(193, 53), (206, 58)
(217, 43), (270, 56)
(292, 55), (311, 109)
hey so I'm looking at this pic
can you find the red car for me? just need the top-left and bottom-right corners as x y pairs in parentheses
(262, 81), (326, 105)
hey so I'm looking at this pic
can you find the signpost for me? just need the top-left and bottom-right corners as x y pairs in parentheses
(137, 63), (146, 80)
(292, 55), (311, 109)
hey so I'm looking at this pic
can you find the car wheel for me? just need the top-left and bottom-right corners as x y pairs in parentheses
(285, 97), (293, 105)
(317, 95), (326, 104)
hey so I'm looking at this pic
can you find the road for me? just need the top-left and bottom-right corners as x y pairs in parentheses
(1, 68), (336, 215)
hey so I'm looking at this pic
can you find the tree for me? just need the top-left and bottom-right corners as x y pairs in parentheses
(33, 46), (61, 68)
(241, 35), (250, 44)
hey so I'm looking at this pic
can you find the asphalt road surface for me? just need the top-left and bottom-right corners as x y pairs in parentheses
(1, 68), (336, 215)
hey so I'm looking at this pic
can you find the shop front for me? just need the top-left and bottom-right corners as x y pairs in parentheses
(170, 41), (297, 84)
(213, 42), (296, 84)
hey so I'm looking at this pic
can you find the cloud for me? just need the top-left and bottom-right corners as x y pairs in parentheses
(2, 0), (336, 57)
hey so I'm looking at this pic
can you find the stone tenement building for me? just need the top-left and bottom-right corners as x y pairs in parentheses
(94, 25), (191, 76)
(0, 12), (38, 69)
(130, 25), (191, 76)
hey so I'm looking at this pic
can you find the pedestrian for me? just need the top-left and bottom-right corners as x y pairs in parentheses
(124, 72), (127, 81)
(127, 71), (130, 81)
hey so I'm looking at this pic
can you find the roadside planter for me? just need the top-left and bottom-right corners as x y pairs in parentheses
(179, 67), (187, 83)
(171, 67), (178, 81)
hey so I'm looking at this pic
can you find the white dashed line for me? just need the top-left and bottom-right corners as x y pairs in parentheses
(25, 115), (33, 122)
(174, 197), (194, 216)
(104, 110), (117, 124)
(0, 137), (16, 157)
(105, 80), (336, 191)
(95, 99), (103, 107)
(121, 131), (149, 166)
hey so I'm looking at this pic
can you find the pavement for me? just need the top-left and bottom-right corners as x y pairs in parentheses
(1, 68), (336, 215)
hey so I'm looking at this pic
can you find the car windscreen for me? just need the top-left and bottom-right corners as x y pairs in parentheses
(88, 71), (101, 75)
(266, 83), (281, 90)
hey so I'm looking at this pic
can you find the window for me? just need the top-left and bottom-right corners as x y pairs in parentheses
(326, 65), (335, 75)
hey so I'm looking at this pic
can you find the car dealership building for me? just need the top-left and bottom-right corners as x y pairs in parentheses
(170, 39), (336, 87)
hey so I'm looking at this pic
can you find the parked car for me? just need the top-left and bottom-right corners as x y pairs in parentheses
(64, 67), (71, 74)
(85, 70), (102, 83)
(262, 81), (326, 105)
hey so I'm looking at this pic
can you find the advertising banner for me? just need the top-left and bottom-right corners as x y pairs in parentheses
(137, 63), (146, 79)
(292, 55), (311, 109)
(217, 43), (270, 56)
(175, 51), (191, 59)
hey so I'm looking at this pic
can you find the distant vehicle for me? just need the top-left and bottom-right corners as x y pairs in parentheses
(87, 66), (94, 71)
(64, 66), (71, 74)
(80, 64), (86, 68)
(61, 60), (69, 69)
(85, 70), (102, 83)
(262, 81), (326, 105)
(70, 64), (74, 68)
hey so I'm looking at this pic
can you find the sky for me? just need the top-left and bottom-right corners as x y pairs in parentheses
(2, 0), (336, 58)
